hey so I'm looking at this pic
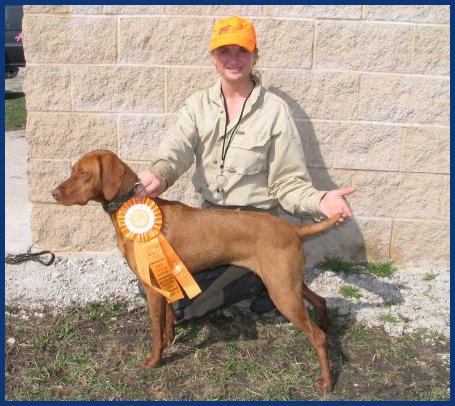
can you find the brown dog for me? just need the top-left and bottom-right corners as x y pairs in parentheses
(52, 149), (341, 392)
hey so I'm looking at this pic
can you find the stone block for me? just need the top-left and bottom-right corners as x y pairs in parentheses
(24, 5), (71, 13)
(166, 68), (218, 112)
(351, 172), (449, 220)
(401, 126), (450, 174)
(72, 66), (165, 113)
(307, 168), (355, 192)
(315, 21), (412, 72)
(302, 216), (389, 266)
(119, 17), (213, 66)
(264, 5), (362, 19)
(254, 19), (313, 69)
(31, 204), (117, 251)
(165, 5), (263, 15)
(265, 71), (360, 120)
(391, 220), (449, 267)
(126, 160), (201, 207)
(26, 113), (117, 159)
(160, 166), (201, 208)
(122, 159), (200, 208)
(413, 25), (450, 75)
(23, 15), (116, 64)
(359, 74), (449, 125)
(23, 66), (71, 112)
(72, 5), (165, 14)
(364, 5), (450, 24)
(118, 114), (174, 160)
(355, 217), (393, 263)
(298, 121), (401, 171)
(27, 159), (70, 203)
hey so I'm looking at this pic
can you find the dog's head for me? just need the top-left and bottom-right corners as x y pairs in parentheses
(52, 150), (126, 206)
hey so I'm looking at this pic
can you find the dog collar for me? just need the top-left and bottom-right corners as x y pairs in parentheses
(102, 183), (140, 213)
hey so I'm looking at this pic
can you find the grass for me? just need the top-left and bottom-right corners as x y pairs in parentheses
(319, 257), (359, 274)
(379, 313), (399, 325)
(364, 262), (397, 278)
(339, 285), (362, 300)
(5, 300), (450, 401)
(5, 92), (26, 130)
(319, 258), (398, 279)
(423, 272), (437, 282)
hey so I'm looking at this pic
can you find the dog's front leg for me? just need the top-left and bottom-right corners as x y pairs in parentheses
(163, 302), (175, 346)
(141, 287), (167, 368)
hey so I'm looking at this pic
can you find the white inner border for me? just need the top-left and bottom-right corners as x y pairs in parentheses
(124, 204), (155, 235)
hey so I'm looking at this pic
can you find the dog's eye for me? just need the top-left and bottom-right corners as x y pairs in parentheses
(78, 171), (87, 178)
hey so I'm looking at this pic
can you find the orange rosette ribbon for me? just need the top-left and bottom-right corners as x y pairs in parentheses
(117, 198), (201, 303)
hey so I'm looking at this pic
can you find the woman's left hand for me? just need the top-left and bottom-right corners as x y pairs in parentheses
(319, 187), (356, 223)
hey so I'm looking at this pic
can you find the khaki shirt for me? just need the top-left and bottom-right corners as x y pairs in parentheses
(150, 76), (327, 216)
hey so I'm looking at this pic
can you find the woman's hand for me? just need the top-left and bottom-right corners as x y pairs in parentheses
(134, 170), (167, 198)
(319, 187), (356, 223)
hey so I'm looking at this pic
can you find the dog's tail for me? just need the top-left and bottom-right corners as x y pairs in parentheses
(294, 213), (342, 240)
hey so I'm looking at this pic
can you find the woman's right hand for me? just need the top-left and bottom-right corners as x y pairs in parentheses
(134, 170), (167, 198)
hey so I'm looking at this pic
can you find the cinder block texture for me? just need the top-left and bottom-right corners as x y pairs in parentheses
(401, 127), (450, 174)
(264, 5), (362, 19)
(265, 71), (360, 120)
(359, 75), (449, 125)
(166, 68), (218, 112)
(28, 159), (71, 203)
(118, 114), (173, 161)
(299, 121), (401, 171)
(165, 5), (263, 16)
(255, 19), (313, 69)
(72, 67), (165, 113)
(22, 5), (450, 267)
(391, 220), (450, 266)
(413, 25), (450, 75)
(23, 66), (71, 111)
(31, 204), (117, 251)
(364, 5), (450, 24)
(119, 17), (214, 66)
(315, 21), (412, 72)
(351, 172), (449, 220)
(26, 113), (117, 159)
(23, 15), (116, 64)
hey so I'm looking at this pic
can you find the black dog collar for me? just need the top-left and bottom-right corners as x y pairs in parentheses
(102, 182), (141, 213)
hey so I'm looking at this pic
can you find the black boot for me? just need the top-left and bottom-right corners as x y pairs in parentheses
(250, 288), (275, 314)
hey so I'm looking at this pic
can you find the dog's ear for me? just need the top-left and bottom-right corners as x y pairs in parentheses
(100, 154), (126, 201)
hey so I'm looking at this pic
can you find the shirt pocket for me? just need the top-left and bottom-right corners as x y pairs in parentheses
(225, 134), (270, 175)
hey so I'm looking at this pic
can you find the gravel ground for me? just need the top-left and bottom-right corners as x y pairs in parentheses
(5, 250), (450, 339)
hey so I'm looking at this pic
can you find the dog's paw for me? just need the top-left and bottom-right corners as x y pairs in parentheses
(141, 357), (160, 369)
(315, 377), (333, 392)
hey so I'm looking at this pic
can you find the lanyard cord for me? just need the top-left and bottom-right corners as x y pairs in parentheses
(220, 84), (254, 169)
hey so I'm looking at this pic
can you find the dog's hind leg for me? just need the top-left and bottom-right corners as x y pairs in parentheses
(302, 283), (330, 333)
(267, 286), (333, 392)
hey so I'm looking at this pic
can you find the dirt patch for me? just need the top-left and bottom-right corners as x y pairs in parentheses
(5, 301), (450, 400)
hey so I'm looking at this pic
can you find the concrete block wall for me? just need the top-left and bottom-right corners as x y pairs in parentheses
(22, 5), (450, 267)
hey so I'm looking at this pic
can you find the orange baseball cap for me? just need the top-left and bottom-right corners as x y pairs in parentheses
(210, 16), (257, 52)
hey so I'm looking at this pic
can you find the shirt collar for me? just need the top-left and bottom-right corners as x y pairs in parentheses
(208, 73), (262, 109)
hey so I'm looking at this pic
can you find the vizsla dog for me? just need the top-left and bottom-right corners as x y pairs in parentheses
(52, 150), (341, 391)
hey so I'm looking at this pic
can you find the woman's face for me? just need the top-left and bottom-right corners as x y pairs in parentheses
(211, 45), (258, 84)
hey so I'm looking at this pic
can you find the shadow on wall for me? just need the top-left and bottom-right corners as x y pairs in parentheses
(269, 85), (367, 268)
(268, 87), (405, 344)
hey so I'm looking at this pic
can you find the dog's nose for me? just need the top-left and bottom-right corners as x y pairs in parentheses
(52, 188), (61, 201)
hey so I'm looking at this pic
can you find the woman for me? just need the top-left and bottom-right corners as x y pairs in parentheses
(135, 16), (355, 322)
